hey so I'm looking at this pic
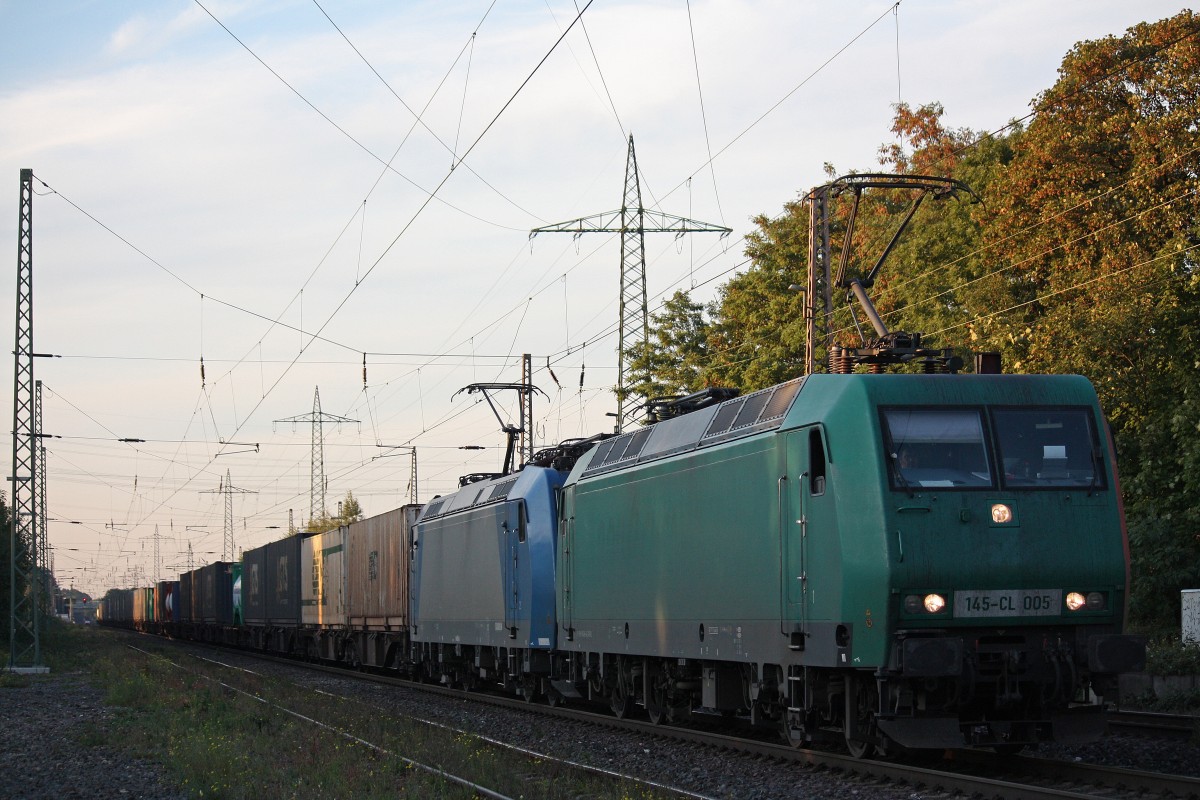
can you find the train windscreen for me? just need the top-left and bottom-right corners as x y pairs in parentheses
(991, 407), (1105, 489)
(881, 408), (993, 489)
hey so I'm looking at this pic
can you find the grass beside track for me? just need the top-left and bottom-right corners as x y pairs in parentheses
(4, 621), (674, 800)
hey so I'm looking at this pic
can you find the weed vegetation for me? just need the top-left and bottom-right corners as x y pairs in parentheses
(15, 621), (670, 799)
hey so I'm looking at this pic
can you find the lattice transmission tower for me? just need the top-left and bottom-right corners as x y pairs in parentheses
(153, 524), (161, 583)
(531, 135), (730, 432)
(275, 387), (356, 524)
(201, 470), (256, 562)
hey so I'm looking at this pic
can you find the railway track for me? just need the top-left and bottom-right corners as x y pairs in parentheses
(141, 633), (1200, 800)
(1109, 709), (1199, 740)
(131, 637), (710, 800)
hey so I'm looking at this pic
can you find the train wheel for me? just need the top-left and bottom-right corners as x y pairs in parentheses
(844, 675), (881, 759)
(646, 666), (668, 725)
(610, 683), (633, 718)
(609, 664), (635, 719)
(519, 676), (538, 703)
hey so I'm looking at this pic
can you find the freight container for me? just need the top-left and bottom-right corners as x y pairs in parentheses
(345, 505), (420, 668)
(302, 527), (347, 628)
(178, 570), (194, 624)
(132, 587), (154, 629)
(347, 505), (420, 629)
(198, 561), (236, 625)
(243, 532), (307, 627)
(100, 588), (134, 626)
(155, 580), (179, 623)
(300, 527), (348, 661)
(242, 532), (307, 651)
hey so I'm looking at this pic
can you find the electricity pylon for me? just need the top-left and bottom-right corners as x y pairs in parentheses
(531, 135), (730, 432)
(275, 387), (357, 524)
(200, 470), (256, 562)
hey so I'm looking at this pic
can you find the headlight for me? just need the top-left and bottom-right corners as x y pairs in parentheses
(905, 593), (947, 614)
(991, 503), (1013, 524)
(1066, 591), (1107, 612)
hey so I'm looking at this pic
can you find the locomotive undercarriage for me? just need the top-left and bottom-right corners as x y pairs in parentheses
(534, 627), (1134, 757)
(869, 626), (1131, 751)
(411, 642), (557, 701)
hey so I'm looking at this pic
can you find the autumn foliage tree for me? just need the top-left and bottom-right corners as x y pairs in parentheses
(993, 11), (1200, 627)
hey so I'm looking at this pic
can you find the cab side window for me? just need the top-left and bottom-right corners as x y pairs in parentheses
(809, 428), (827, 496)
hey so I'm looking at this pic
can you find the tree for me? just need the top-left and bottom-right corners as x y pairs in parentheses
(304, 490), (365, 533)
(623, 290), (717, 400)
(988, 10), (1200, 629)
(709, 104), (1007, 391)
(339, 491), (364, 524)
(706, 198), (810, 392)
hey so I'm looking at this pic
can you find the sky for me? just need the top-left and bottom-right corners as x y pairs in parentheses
(0, 0), (1189, 595)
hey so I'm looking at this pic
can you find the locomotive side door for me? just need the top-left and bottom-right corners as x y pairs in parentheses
(559, 484), (576, 638)
(501, 501), (522, 637)
(783, 427), (830, 639)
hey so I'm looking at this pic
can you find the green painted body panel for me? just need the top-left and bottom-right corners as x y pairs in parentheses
(560, 372), (1127, 671)
(571, 436), (780, 617)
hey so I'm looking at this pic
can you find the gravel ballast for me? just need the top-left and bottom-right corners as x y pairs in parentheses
(0, 671), (186, 800)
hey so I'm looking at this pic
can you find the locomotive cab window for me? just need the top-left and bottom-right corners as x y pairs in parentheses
(881, 408), (993, 490)
(809, 427), (827, 496)
(992, 407), (1105, 489)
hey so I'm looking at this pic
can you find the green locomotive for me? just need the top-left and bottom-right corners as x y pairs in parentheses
(553, 371), (1144, 754)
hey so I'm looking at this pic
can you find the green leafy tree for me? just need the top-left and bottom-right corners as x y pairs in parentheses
(339, 491), (364, 524)
(623, 290), (717, 400)
(712, 103), (1007, 391)
(305, 490), (365, 533)
(707, 200), (809, 392)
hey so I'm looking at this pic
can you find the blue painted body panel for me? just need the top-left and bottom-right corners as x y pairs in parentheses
(412, 466), (564, 650)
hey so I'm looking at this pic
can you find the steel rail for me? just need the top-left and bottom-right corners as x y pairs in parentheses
(1108, 709), (1199, 740)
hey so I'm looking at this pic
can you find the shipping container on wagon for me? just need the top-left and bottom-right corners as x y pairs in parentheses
(302, 527), (347, 628)
(155, 581), (168, 623)
(132, 587), (154, 628)
(243, 532), (308, 627)
(198, 561), (236, 625)
(346, 505), (420, 630)
(155, 581), (179, 623)
(168, 580), (180, 622)
(101, 588), (134, 626)
(178, 570), (194, 624)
